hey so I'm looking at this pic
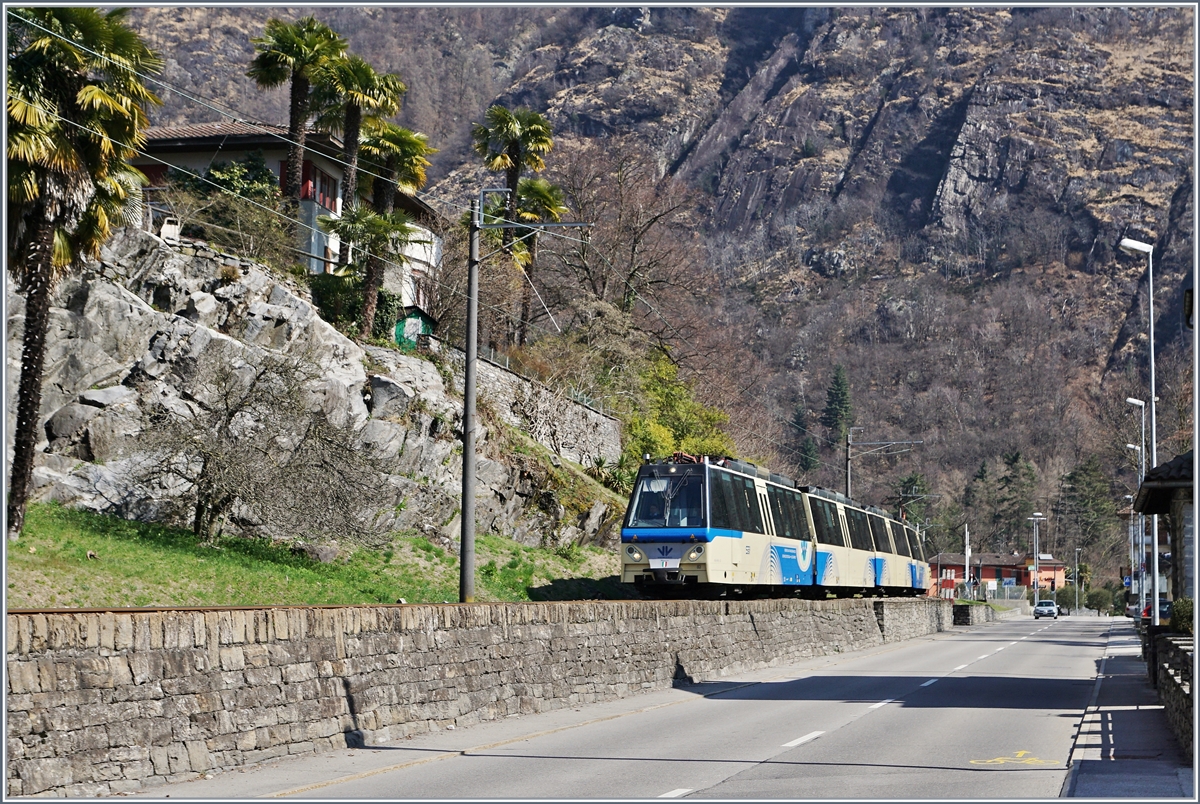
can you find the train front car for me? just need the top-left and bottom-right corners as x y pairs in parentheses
(621, 457), (712, 593)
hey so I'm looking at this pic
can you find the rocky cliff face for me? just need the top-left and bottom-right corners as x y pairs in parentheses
(4, 229), (621, 551)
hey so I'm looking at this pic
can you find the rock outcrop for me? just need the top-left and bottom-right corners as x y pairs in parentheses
(5, 229), (623, 551)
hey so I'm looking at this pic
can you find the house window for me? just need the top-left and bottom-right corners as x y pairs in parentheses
(296, 161), (339, 211)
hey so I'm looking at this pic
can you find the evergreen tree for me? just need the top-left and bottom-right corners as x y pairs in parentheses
(820, 364), (854, 442)
(996, 450), (1037, 550)
(798, 437), (820, 473)
(1057, 456), (1118, 551)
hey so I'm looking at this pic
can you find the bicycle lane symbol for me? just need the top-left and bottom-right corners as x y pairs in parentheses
(970, 750), (1059, 766)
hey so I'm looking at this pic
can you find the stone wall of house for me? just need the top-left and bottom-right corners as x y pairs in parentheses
(427, 338), (622, 465)
(6, 597), (951, 796)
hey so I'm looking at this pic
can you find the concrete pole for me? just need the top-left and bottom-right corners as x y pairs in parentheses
(459, 201), (479, 603)
(1148, 246), (1161, 626)
(1033, 520), (1039, 605)
(964, 523), (971, 601)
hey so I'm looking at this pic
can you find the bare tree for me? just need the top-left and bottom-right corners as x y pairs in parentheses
(541, 136), (712, 351)
(131, 349), (394, 546)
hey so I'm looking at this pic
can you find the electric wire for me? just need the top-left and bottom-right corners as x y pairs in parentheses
(10, 9), (895, 489)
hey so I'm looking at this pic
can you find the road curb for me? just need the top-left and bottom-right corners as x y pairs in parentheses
(1060, 618), (1114, 796)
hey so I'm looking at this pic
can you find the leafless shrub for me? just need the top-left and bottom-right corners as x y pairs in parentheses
(130, 349), (395, 547)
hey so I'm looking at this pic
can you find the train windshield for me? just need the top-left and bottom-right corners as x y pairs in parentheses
(627, 468), (705, 528)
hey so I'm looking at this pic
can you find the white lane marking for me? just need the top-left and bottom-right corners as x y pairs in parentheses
(869, 698), (895, 709)
(1008, 642), (1017, 646)
(995, 646), (1004, 651)
(660, 789), (692, 798)
(921, 679), (938, 687)
(954, 664), (968, 670)
(782, 730), (825, 748)
(977, 654), (989, 659)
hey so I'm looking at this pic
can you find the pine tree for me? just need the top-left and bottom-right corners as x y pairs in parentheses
(996, 450), (1037, 550)
(799, 437), (820, 473)
(820, 364), (854, 442)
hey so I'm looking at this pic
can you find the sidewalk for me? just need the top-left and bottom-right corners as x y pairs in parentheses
(1064, 619), (1194, 798)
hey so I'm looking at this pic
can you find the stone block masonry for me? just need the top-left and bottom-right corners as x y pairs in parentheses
(6, 598), (950, 796)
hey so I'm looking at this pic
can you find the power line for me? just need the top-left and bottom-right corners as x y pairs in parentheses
(10, 10), (906, 486)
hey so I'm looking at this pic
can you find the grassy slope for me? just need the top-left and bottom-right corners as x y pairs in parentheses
(5, 503), (635, 610)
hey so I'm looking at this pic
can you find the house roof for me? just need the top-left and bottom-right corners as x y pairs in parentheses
(141, 121), (441, 225)
(143, 121), (345, 165)
(928, 552), (1065, 568)
(1134, 449), (1194, 515)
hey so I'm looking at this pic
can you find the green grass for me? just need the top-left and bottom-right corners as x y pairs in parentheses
(6, 502), (631, 609)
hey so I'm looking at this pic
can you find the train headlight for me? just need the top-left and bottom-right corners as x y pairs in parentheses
(625, 546), (644, 563)
(686, 545), (705, 562)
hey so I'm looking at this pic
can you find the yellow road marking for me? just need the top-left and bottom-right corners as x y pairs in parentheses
(969, 751), (1059, 766)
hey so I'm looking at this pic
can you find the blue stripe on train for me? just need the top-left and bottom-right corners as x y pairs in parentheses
(771, 544), (815, 585)
(621, 527), (742, 543)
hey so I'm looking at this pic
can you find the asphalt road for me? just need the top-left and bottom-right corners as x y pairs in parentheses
(141, 614), (1111, 799)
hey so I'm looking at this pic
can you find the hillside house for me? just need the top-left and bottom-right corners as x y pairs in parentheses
(131, 121), (442, 329)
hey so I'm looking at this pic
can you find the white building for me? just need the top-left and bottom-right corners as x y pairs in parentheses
(132, 121), (442, 323)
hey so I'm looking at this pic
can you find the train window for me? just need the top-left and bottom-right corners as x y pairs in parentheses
(846, 508), (875, 551)
(665, 475), (704, 528)
(711, 469), (748, 532)
(709, 470), (733, 529)
(792, 491), (812, 540)
(890, 520), (911, 557)
(868, 515), (894, 553)
(737, 476), (764, 534)
(905, 527), (925, 561)
(767, 487), (798, 539)
(809, 498), (846, 546)
(779, 489), (807, 541)
(627, 471), (704, 528)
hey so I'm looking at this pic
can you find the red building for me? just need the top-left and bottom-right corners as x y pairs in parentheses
(927, 552), (1067, 599)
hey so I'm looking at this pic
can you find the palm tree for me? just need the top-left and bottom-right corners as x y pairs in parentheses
(318, 206), (420, 339)
(6, 7), (161, 539)
(470, 105), (554, 251)
(311, 55), (405, 257)
(360, 121), (436, 216)
(513, 177), (568, 346)
(246, 16), (345, 218)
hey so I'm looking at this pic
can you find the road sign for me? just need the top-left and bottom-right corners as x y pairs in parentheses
(1123, 576), (1132, 587)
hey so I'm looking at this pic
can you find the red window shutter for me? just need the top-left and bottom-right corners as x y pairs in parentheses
(301, 160), (314, 200)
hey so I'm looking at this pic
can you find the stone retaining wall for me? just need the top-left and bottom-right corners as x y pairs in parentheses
(1154, 634), (1193, 760)
(427, 337), (622, 464)
(6, 598), (950, 796)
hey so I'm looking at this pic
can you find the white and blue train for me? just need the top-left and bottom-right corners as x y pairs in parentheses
(620, 453), (931, 597)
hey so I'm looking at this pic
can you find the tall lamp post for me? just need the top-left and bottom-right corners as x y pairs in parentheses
(1123, 494), (1132, 614)
(1119, 237), (1160, 626)
(1074, 546), (1081, 613)
(1028, 512), (1047, 603)
(1126, 440), (1146, 612)
(1127, 396), (1147, 612)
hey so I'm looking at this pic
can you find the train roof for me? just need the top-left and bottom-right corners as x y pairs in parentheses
(641, 455), (914, 525)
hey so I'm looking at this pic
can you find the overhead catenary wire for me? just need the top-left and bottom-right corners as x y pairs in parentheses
(24, 101), (559, 341)
(11, 9), (897, 485)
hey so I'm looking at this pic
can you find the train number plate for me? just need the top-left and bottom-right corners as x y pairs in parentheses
(649, 558), (681, 569)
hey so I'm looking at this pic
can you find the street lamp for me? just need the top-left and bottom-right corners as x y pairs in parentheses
(1123, 494), (1142, 613)
(1080, 547), (1089, 619)
(1126, 440), (1146, 612)
(1028, 512), (1047, 604)
(1119, 237), (1160, 625)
